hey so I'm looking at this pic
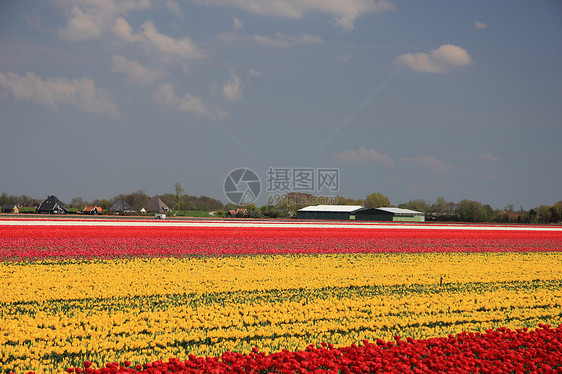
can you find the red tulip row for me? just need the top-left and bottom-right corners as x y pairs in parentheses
(1, 224), (561, 260)
(48, 324), (561, 374)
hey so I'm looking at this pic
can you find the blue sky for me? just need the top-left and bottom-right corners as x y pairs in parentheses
(0, 0), (560, 209)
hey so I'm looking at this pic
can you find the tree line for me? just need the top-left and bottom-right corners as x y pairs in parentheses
(256, 192), (562, 223)
(0, 186), (224, 215)
(1, 189), (560, 223)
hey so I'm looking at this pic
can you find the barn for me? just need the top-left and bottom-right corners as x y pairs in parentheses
(296, 205), (363, 220)
(353, 207), (425, 222)
(297, 205), (424, 222)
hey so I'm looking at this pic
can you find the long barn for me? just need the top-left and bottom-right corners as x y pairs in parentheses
(297, 205), (424, 222)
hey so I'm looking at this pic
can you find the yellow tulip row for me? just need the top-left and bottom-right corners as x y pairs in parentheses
(1, 252), (561, 373)
(2, 252), (561, 303)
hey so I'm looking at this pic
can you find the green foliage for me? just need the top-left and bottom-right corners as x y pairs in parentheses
(364, 192), (391, 209)
(457, 199), (486, 222)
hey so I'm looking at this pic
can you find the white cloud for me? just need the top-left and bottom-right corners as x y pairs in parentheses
(139, 21), (206, 64)
(155, 83), (205, 114)
(195, 0), (395, 30)
(396, 44), (472, 73)
(112, 17), (138, 42)
(232, 15), (243, 30)
(110, 55), (164, 86)
(253, 32), (323, 48)
(334, 147), (395, 166)
(112, 19), (206, 70)
(0, 71), (119, 117)
(221, 71), (243, 100)
(399, 156), (453, 173)
(57, 0), (151, 41)
(474, 21), (487, 29)
(479, 153), (500, 162)
(58, 1), (205, 69)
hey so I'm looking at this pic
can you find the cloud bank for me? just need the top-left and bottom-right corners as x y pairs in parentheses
(396, 44), (472, 73)
(57, 0), (151, 41)
(111, 55), (164, 86)
(0, 71), (119, 117)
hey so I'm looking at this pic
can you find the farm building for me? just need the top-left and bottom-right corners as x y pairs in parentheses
(145, 197), (170, 213)
(2, 204), (19, 214)
(109, 199), (135, 214)
(82, 206), (103, 215)
(354, 207), (425, 222)
(297, 205), (425, 222)
(37, 195), (69, 214)
(297, 205), (363, 220)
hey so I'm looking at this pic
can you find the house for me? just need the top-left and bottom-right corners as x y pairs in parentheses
(109, 199), (135, 214)
(37, 195), (69, 214)
(2, 204), (19, 214)
(82, 206), (103, 215)
(297, 205), (425, 222)
(145, 197), (170, 213)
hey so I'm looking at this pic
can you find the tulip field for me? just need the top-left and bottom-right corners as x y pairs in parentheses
(1, 218), (562, 373)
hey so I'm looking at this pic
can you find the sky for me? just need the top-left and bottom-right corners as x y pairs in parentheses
(0, 0), (561, 210)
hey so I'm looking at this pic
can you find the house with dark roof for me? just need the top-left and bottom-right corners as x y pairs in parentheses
(37, 195), (69, 214)
(145, 197), (170, 213)
(2, 204), (19, 214)
(109, 199), (135, 214)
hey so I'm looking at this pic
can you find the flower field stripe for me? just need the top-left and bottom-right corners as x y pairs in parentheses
(2, 253), (562, 303)
(1, 218), (561, 373)
(1, 218), (562, 231)
(2, 224), (561, 260)
(58, 325), (562, 374)
(1, 252), (561, 372)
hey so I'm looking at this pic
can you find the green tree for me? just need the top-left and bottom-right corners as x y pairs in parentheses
(482, 204), (494, 221)
(537, 205), (552, 224)
(70, 197), (85, 209)
(334, 195), (364, 206)
(400, 199), (429, 212)
(113, 190), (150, 211)
(456, 199), (485, 222)
(97, 199), (113, 212)
(174, 182), (185, 211)
(364, 193), (391, 209)
(550, 201), (562, 223)
(529, 208), (538, 223)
